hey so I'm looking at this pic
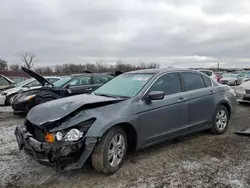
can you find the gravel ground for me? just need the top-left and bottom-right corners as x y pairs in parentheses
(1, 104), (250, 188)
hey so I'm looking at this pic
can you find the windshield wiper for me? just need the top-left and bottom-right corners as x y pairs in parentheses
(93, 93), (129, 99)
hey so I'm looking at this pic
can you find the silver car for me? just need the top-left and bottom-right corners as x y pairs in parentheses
(15, 68), (237, 174)
(220, 73), (243, 86)
(234, 81), (250, 103)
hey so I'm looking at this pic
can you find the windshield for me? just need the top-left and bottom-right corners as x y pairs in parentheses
(222, 74), (237, 78)
(15, 78), (33, 87)
(53, 76), (72, 87)
(93, 73), (154, 98)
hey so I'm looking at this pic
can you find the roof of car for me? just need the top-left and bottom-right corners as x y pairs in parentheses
(126, 68), (196, 74)
(70, 73), (114, 77)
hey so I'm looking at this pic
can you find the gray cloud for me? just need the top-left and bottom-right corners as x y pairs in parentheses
(0, 0), (250, 68)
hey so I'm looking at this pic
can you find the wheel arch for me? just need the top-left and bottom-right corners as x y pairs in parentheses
(99, 122), (138, 152)
(217, 100), (231, 119)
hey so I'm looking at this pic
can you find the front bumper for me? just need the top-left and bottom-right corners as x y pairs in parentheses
(12, 100), (28, 113)
(220, 81), (235, 86)
(0, 95), (6, 105)
(15, 124), (97, 170)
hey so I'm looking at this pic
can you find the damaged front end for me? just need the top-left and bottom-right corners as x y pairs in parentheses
(15, 118), (98, 170)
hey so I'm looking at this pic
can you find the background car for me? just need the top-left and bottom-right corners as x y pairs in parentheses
(234, 81), (250, 103)
(0, 74), (16, 92)
(214, 72), (222, 82)
(0, 68), (60, 106)
(15, 68), (237, 174)
(220, 73), (243, 86)
(238, 71), (250, 82)
(198, 69), (218, 82)
(12, 71), (114, 113)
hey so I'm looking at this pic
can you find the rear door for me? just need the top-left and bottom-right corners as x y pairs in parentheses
(66, 75), (93, 95)
(180, 72), (216, 131)
(137, 72), (189, 146)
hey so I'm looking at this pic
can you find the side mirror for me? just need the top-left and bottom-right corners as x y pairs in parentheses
(147, 91), (165, 101)
(65, 85), (72, 94)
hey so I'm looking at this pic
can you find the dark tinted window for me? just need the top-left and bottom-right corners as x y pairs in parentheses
(202, 76), (212, 87)
(68, 76), (91, 87)
(47, 78), (60, 83)
(182, 72), (205, 91)
(149, 73), (182, 95)
(93, 75), (113, 84)
(200, 70), (212, 76)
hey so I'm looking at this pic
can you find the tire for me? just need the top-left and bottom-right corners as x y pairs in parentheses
(211, 105), (229, 134)
(92, 127), (127, 174)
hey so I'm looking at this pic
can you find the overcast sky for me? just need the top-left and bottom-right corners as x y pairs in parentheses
(1, 0), (250, 68)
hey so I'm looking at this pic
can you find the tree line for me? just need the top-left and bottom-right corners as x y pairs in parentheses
(0, 52), (160, 76)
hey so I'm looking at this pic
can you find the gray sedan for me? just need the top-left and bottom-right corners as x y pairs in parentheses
(15, 68), (237, 174)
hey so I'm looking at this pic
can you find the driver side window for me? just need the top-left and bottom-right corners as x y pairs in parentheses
(68, 76), (91, 87)
(148, 73), (182, 95)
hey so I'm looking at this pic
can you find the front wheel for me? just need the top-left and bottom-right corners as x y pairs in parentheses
(211, 105), (229, 134)
(92, 127), (127, 174)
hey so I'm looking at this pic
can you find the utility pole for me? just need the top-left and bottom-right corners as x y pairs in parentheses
(217, 62), (220, 71)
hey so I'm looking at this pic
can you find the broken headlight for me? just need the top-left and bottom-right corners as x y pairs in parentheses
(50, 118), (96, 142)
(56, 129), (83, 142)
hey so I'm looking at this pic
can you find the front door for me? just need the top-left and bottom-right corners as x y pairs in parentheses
(65, 76), (93, 96)
(137, 72), (189, 147)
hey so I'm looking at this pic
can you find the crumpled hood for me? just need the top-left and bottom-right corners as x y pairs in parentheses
(27, 94), (124, 126)
(1, 86), (21, 95)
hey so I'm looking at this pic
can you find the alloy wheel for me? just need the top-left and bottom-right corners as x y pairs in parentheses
(216, 110), (228, 131)
(108, 134), (125, 167)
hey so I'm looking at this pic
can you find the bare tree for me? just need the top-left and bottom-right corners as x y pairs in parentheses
(9, 64), (20, 71)
(0, 58), (8, 71)
(20, 52), (36, 69)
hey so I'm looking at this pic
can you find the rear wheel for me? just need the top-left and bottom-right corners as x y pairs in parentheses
(211, 105), (229, 134)
(92, 127), (127, 174)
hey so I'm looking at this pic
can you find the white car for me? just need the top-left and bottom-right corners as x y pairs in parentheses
(234, 81), (250, 103)
(199, 70), (218, 82)
(0, 75), (60, 106)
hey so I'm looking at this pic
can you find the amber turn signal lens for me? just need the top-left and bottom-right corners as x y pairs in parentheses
(45, 133), (55, 143)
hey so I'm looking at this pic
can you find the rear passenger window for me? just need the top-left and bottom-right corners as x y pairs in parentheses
(202, 76), (212, 87)
(182, 72), (205, 91)
(149, 73), (182, 95)
(93, 75), (112, 84)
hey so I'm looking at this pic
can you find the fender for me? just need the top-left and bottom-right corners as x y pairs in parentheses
(85, 115), (138, 137)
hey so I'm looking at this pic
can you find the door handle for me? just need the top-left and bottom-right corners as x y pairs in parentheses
(86, 88), (93, 91)
(209, 90), (215, 94)
(177, 97), (187, 102)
